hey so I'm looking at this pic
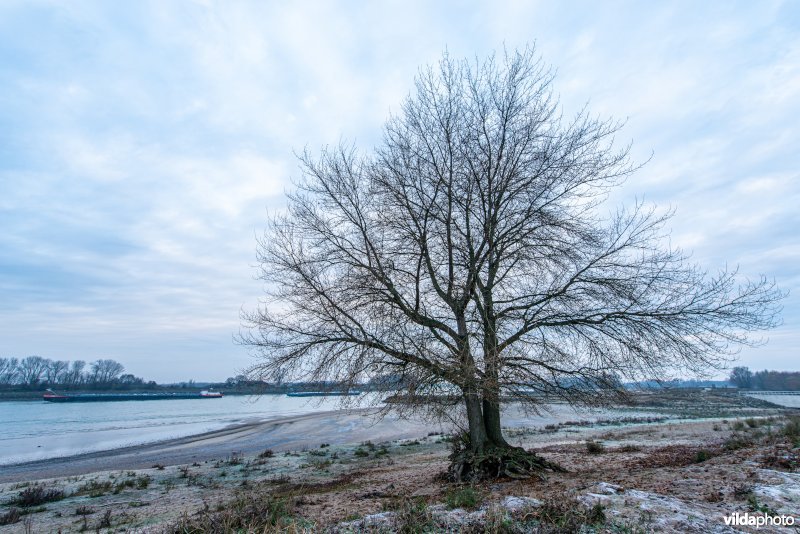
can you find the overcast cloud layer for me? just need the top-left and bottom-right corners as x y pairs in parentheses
(1, 1), (798, 382)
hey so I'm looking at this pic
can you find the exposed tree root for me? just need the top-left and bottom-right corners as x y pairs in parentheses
(447, 434), (565, 482)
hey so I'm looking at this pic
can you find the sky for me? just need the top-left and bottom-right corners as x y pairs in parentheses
(0, 1), (798, 383)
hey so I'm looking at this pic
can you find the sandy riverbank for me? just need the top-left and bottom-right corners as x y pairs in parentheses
(0, 391), (795, 532)
(0, 400), (674, 484)
(0, 408), (448, 484)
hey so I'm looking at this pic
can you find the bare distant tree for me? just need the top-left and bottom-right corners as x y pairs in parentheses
(17, 356), (50, 386)
(118, 373), (144, 386)
(44, 360), (70, 385)
(241, 47), (784, 479)
(90, 359), (125, 384)
(63, 360), (86, 386)
(0, 357), (20, 385)
(729, 366), (754, 389)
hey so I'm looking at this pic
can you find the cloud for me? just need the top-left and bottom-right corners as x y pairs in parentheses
(0, 0), (798, 380)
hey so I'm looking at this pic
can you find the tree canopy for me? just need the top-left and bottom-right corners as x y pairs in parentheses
(241, 46), (783, 479)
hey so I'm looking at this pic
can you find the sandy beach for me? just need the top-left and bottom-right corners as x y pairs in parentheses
(0, 408), (446, 484)
(0, 400), (668, 484)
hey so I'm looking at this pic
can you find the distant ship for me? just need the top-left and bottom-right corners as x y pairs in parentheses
(286, 390), (361, 397)
(43, 389), (223, 403)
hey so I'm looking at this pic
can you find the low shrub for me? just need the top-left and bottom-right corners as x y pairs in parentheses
(306, 459), (333, 470)
(585, 440), (605, 454)
(12, 484), (65, 507)
(0, 508), (21, 526)
(760, 446), (799, 471)
(783, 416), (800, 445)
(392, 497), (434, 534)
(97, 509), (113, 529)
(75, 479), (113, 497)
(75, 505), (95, 516)
(747, 495), (778, 516)
(694, 449), (713, 463)
(170, 491), (301, 531)
(745, 418), (761, 428)
(113, 478), (138, 494)
(445, 485), (483, 510)
(723, 434), (755, 451)
(529, 495), (606, 532)
(479, 504), (517, 533)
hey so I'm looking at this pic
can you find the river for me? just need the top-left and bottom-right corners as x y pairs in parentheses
(0, 394), (361, 465)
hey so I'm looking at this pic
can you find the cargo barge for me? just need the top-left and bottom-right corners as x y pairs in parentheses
(43, 389), (223, 402)
(286, 390), (361, 397)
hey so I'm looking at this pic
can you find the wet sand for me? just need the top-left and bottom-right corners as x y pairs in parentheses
(0, 408), (445, 483)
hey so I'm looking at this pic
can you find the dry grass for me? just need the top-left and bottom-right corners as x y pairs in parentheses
(11, 483), (65, 507)
(525, 495), (606, 534)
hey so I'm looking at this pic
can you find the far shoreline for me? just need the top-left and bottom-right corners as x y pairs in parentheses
(0, 390), (276, 402)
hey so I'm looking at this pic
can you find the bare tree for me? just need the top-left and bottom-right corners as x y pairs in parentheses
(242, 47), (784, 479)
(118, 373), (144, 385)
(63, 360), (86, 386)
(0, 357), (20, 385)
(44, 360), (70, 385)
(17, 356), (49, 386)
(90, 359), (125, 384)
(729, 366), (753, 389)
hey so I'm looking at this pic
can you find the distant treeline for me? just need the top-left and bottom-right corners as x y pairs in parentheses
(0, 356), (154, 390)
(217, 373), (405, 394)
(729, 366), (800, 391)
(0, 358), (406, 395)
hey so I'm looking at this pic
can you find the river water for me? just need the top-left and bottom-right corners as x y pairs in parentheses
(4, 392), (794, 467)
(0, 394), (356, 465)
(743, 393), (800, 408)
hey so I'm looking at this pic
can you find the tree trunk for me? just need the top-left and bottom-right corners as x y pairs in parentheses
(482, 397), (510, 447)
(451, 386), (562, 482)
(464, 388), (488, 453)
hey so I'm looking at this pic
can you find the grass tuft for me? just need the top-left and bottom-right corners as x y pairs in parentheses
(529, 495), (606, 532)
(12, 483), (65, 507)
(444, 485), (483, 510)
(585, 440), (605, 454)
(75, 505), (94, 516)
(391, 497), (434, 534)
(170, 490), (303, 532)
(693, 449), (713, 463)
(0, 508), (21, 526)
(75, 479), (113, 497)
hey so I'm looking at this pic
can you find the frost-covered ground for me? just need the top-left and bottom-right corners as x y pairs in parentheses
(0, 391), (796, 533)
